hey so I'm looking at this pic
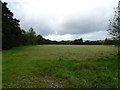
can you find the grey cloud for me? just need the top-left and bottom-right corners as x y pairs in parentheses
(20, 20), (55, 36)
(34, 24), (55, 36)
(2, 0), (119, 40)
(57, 15), (109, 35)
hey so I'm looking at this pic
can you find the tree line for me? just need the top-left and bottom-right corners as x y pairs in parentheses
(1, 1), (119, 50)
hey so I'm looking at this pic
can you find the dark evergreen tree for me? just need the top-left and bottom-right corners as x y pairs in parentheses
(2, 2), (22, 49)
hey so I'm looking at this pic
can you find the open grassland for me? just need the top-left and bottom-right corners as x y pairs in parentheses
(2, 45), (118, 88)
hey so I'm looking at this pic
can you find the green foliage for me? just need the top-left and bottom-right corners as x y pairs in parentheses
(2, 45), (118, 88)
(37, 35), (45, 45)
(25, 27), (37, 45)
(1, 1), (46, 50)
(73, 38), (83, 45)
(107, 1), (120, 55)
(107, 1), (120, 38)
(2, 2), (22, 49)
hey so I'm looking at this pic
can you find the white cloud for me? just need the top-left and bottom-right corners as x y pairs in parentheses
(44, 30), (110, 41)
(44, 34), (73, 41)
(2, 0), (119, 40)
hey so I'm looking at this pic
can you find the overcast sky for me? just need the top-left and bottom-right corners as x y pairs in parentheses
(2, 0), (119, 41)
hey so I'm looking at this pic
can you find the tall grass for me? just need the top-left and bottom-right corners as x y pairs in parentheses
(2, 45), (118, 88)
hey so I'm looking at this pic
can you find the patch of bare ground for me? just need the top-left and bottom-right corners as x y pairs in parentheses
(33, 71), (66, 88)
(44, 79), (65, 88)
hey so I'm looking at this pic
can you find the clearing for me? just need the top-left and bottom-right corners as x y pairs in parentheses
(2, 45), (118, 88)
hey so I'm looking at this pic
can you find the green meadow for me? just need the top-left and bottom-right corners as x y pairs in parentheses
(2, 45), (118, 88)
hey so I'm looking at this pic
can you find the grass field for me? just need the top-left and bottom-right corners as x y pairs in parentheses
(2, 45), (118, 88)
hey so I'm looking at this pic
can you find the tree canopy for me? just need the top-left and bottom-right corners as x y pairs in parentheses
(108, 1), (120, 38)
(2, 2), (22, 49)
(107, 1), (120, 56)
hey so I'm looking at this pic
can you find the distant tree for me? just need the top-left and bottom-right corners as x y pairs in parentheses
(107, 1), (120, 55)
(66, 40), (72, 45)
(19, 29), (28, 45)
(44, 39), (51, 44)
(73, 38), (83, 45)
(51, 41), (58, 44)
(104, 38), (109, 45)
(58, 40), (65, 45)
(26, 27), (37, 45)
(37, 35), (45, 45)
(83, 40), (102, 45)
(79, 38), (83, 44)
(84, 40), (90, 45)
(104, 38), (118, 45)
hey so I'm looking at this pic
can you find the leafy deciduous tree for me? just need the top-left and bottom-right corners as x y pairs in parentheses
(107, 1), (120, 55)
